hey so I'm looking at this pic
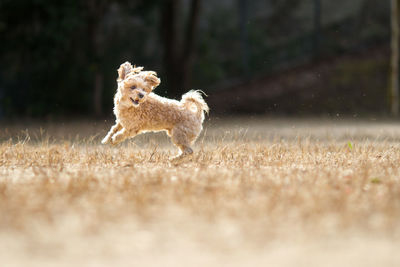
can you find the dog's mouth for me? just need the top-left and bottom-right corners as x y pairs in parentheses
(130, 97), (139, 106)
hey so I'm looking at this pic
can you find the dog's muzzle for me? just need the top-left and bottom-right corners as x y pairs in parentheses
(130, 97), (139, 106)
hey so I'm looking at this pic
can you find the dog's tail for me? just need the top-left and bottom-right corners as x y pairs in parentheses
(181, 90), (209, 120)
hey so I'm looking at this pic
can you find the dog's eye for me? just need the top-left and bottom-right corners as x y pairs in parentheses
(130, 85), (137, 90)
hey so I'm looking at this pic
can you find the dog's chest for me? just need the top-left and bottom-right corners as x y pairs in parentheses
(116, 105), (158, 128)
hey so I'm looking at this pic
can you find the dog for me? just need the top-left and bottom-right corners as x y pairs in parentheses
(101, 61), (209, 159)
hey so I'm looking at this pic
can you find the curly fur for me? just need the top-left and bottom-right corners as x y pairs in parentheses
(102, 61), (209, 159)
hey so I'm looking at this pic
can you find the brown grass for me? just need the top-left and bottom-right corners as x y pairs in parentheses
(1, 118), (400, 266)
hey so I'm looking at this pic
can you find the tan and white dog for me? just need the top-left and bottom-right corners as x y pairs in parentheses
(102, 62), (209, 159)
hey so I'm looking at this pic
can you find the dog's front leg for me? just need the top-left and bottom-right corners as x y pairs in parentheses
(102, 122), (122, 144)
(111, 127), (140, 145)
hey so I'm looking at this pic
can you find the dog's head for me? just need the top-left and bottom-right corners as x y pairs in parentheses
(116, 61), (161, 107)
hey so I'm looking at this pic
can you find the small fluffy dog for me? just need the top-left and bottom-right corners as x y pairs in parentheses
(102, 62), (209, 159)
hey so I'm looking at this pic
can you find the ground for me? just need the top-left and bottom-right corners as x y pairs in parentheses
(1, 117), (400, 266)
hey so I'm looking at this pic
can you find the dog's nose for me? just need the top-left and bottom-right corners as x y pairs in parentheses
(138, 93), (144, 99)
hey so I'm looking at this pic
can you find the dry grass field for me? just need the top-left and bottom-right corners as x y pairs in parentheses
(1, 117), (400, 266)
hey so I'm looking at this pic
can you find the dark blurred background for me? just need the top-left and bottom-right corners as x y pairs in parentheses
(0, 0), (394, 118)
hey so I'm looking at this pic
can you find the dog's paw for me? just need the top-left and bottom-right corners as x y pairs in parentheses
(111, 135), (123, 145)
(170, 153), (193, 164)
(101, 136), (110, 144)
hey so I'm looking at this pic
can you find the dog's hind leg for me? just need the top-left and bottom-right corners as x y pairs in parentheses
(102, 122), (122, 144)
(170, 128), (194, 159)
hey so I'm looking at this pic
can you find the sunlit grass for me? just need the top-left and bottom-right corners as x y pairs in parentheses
(1, 118), (400, 266)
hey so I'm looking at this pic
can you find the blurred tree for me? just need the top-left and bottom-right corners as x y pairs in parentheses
(161, 0), (201, 97)
(87, 0), (108, 117)
(391, 0), (399, 116)
(0, 0), (162, 117)
(313, 0), (321, 58)
(0, 0), (87, 116)
(238, 0), (250, 74)
(0, 0), (393, 117)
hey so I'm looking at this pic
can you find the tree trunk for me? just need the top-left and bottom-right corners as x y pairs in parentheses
(94, 72), (103, 116)
(238, 0), (250, 75)
(161, 0), (180, 97)
(161, 0), (201, 98)
(88, 0), (106, 116)
(313, 0), (321, 58)
(391, 0), (399, 116)
(180, 0), (201, 91)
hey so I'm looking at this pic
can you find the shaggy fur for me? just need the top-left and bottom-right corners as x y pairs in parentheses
(102, 61), (209, 159)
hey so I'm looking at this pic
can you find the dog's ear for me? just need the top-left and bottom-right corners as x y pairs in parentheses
(117, 62), (134, 82)
(143, 72), (161, 92)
